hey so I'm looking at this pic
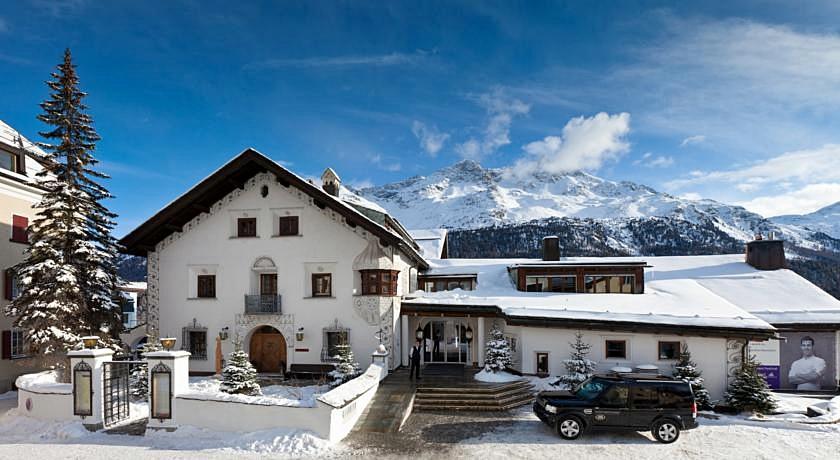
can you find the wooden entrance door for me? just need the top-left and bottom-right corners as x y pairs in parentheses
(249, 326), (287, 373)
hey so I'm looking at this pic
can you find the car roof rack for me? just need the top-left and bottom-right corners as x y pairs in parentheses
(596, 372), (681, 382)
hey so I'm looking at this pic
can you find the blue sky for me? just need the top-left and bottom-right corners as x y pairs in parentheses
(2, 1), (840, 236)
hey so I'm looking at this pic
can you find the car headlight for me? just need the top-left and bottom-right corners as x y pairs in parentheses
(545, 404), (557, 414)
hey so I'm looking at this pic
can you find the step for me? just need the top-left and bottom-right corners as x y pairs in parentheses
(416, 381), (532, 394)
(415, 392), (534, 406)
(414, 386), (535, 402)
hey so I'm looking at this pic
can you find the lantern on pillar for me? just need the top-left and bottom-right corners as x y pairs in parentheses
(160, 337), (177, 351)
(73, 361), (93, 417)
(150, 363), (173, 420)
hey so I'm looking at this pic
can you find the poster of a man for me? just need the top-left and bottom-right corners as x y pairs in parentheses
(788, 336), (827, 391)
(780, 332), (835, 391)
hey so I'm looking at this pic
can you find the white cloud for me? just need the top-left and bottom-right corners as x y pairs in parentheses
(347, 179), (374, 190)
(456, 89), (530, 160)
(633, 152), (674, 168)
(0, 17), (8, 33)
(665, 144), (840, 190)
(680, 192), (703, 201)
(411, 121), (449, 156)
(367, 153), (401, 172)
(737, 183), (840, 217)
(245, 51), (429, 70)
(511, 112), (631, 176)
(680, 135), (705, 147)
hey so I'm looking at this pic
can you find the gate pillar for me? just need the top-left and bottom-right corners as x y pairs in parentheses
(67, 348), (114, 431)
(144, 349), (190, 431)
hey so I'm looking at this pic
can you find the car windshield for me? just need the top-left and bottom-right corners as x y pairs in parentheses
(573, 378), (609, 400)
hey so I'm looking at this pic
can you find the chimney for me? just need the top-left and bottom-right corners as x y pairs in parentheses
(745, 236), (785, 270)
(542, 236), (560, 261)
(321, 168), (341, 197)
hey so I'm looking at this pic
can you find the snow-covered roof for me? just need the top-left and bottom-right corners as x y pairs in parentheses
(119, 281), (147, 291)
(0, 119), (47, 180)
(406, 254), (839, 332)
(407, 228), (448, 258)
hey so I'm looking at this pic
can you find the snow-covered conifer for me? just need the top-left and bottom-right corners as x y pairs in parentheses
(673, 344), (711, 409)
(483, 321), (512, 372)
(558, 331), (597, 387)
(725, 354), (776, 414)
(6, 49), (122, 378)
(132, 336), (163, 398)
(220, 339), (261, 396)
(328, 343), (361, 387)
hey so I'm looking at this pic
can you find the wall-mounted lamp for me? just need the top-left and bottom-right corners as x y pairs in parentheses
(465, 326), (473, 343)
(150, 363), (172, 420)
(415, 326), (424, 340)
(296, 327), (305, 341)
(219, 327), (230, 341)
(72, 361), (93, 417)
(160, 337), (177, 351)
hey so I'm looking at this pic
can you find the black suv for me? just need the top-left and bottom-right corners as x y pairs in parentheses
(533, 374), (698, 443)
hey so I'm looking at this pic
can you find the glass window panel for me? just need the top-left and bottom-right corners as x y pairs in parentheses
(152, 372), (171, 418)
(0, 151), (15, 172)
(605, 340), (627, 359)
(74, 370), (92, 415)
(622, 276), (634, 293)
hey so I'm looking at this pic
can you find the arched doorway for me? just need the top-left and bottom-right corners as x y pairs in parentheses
(249, 325), (287, 373)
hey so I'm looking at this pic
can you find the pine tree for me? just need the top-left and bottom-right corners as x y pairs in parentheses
(558, 331), (597, 387)
(672, 344), (711, 410)
(725, 354), (777, 414)
(220, 340), (261, 396)
(6, 49), (122, 378)
(131, 336), (163, 398)
(328, 343), (361, 387)
(483, 321), (512, 372)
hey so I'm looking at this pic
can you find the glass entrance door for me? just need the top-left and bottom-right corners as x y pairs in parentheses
(423, 319), (469, 363)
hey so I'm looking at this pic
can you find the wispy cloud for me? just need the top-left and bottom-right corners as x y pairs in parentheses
(456, 88), (530, 160)
(245, 50), (433, 70)
(510, 112), (631, 177)
(411, 121), (449, 156)
(680, 135), (705, 147)
(30, 0), (88, 17)
(0, 53), (33, 66)
(0, 17), (8, 33)
(633, 152), (674, 168)
(367, 153), (401, 172)
(738, 183), (840, 217)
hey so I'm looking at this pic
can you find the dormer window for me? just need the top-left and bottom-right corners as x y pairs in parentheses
(0, 148), (23, 174)
(525, 275), (576, 293)
(360, 269), (399, 296)
(237, 217), (257, 237)
(585, 275), (635, 294)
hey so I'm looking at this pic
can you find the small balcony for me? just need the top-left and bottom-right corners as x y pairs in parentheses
(244, 294), (282, 314)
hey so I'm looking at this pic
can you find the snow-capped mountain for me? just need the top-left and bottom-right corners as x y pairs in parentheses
(772, 202), (840, 240)
(359, 160), (792, 243)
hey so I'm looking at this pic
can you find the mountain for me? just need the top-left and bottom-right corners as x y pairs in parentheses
(357, 160), (830, 251)
(772, 201), (840, 240)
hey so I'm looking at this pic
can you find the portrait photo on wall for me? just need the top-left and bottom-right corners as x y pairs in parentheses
(779, 332), (836, 391)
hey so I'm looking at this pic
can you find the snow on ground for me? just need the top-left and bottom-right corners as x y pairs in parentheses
(474, 370), (521, 383)
(0, 391), (16, 400)
(183, 376), (330, 407)
(451, 406), (840, 460)
(15, 371), (71, 394)
(757, 394), (840, 424)
(0, 408), (336, 459)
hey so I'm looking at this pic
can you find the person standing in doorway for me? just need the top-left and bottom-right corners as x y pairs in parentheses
(410, 339), (422, 380)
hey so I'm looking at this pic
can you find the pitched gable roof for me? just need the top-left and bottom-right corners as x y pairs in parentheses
(119, 148), (428, 269)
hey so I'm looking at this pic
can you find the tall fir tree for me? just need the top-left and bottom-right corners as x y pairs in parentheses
(672, 344), (711, 409)
(483, 321), (512, 372)
(725, 354), (777, 414)
(328, 343), (361, 387)
(6, 49), (122, 377)
(558, 331), (597, 387)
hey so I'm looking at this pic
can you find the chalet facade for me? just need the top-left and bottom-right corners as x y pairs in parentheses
(122, 148), (840, 399)
(0, 120), (48, 392)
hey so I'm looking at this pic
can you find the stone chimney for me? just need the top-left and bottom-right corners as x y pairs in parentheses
(542, 236), (560, 261)
(321, 168), (341, 197)
(745, 235), (785, 270)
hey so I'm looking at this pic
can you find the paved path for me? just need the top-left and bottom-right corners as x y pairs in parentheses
(351, 369), (417, 433)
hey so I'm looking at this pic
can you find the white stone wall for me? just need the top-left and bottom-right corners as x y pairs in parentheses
(16, 388), (73, 422)
(152, 173), (416, 372)
(505, 326), (730, 399)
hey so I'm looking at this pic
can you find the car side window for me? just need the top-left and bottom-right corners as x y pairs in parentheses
(631, 384), (660, 409)
(598, 385), (629, 408)
(659, 384), (691, 408)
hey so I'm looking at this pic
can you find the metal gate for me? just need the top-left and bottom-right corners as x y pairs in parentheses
(103, 360), (147, 427)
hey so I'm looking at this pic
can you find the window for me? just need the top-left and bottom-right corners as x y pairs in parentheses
(598, 385), (629, 408)
(312, 273), (332, 297)
(658, 341), (681, 360)
(360, 270), (399, 296)
(10, 215), (28, 243)
(4, 269), (19, 301)
(605, 340), (627, 359)
(630, 385), (660, 409)
(584, 275), (635, 293)
(277, 216), (299, 236)
(182, 322), (207, 360)
(322, 328), (349, 362)
(421, 278), (474, 292)
(237, 217), (257, 237)
(0, 150), (18, 173)
(659, 383), (693, 408)
(10, 328), (25, 358)
(525, 275), (577, 293)
(196, 275), (216, 298)
(536, 352), (549, 375)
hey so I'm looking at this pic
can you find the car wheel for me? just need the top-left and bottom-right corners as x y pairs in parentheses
(556, 415), (583, 440)
(652, 419), (680, 443)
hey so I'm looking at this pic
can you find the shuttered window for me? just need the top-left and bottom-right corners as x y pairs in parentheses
(11, 215), (28, 243)
(196, 275), (216, 298)
(277, 216), (299, 236)
(237, 218), (257, 237)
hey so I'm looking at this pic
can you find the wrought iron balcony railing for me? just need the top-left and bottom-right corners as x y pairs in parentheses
(244, 294), (282, 314)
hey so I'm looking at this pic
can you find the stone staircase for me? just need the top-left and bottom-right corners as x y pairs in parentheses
(413, 379), (535, 412)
